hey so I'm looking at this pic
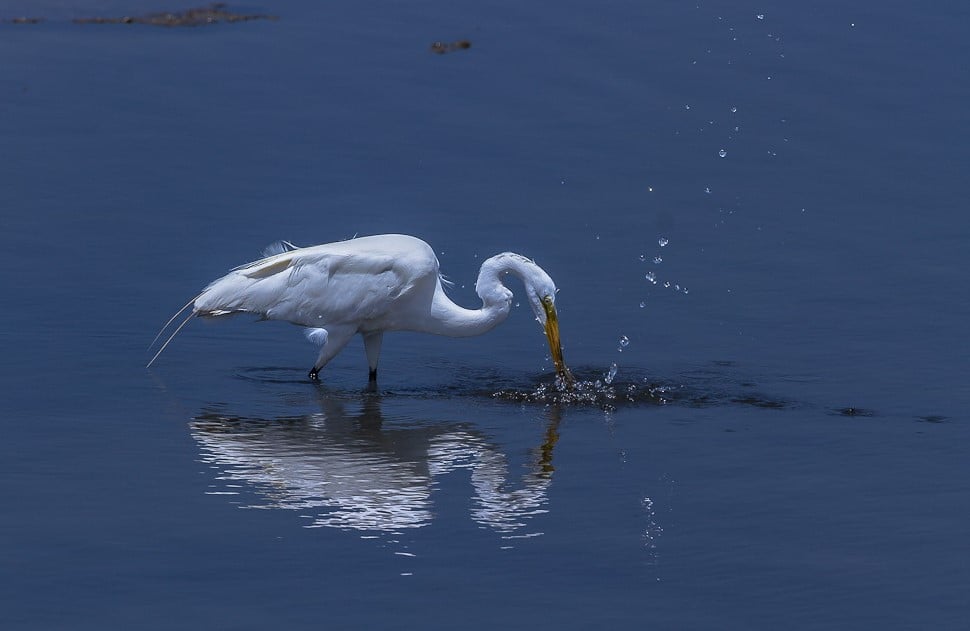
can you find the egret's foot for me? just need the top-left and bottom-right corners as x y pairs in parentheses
(368, 368), (377, 383)
(308, 367), (320, 381)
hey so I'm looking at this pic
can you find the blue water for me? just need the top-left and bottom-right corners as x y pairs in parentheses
(2, 1), (968, 628)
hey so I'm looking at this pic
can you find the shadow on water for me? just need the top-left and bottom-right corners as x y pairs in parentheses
(191, 386), (562, 538)
(227, 363), (962, 422)
(232, 361), (797, 411)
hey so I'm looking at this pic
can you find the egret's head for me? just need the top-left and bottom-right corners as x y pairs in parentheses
(525, 272), (557, 327)
(523, 271), (574, 389)
(486, 252), (575, 388)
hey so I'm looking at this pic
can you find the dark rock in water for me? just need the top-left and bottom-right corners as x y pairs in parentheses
(3, 17), (45, 24)
(430, 40), (472, 54)
(70, 3), (278, 27)
(831, 407), (876, 417)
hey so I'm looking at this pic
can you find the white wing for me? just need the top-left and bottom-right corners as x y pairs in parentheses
(194, 234), (440, 329)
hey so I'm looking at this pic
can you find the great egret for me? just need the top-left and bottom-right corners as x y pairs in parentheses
(148, 234), (574, 385)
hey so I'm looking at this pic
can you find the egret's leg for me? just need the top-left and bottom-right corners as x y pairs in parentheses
(307, 325), (355, 381)
(363, 331), (383, 382)
(305, 327), (329, 380)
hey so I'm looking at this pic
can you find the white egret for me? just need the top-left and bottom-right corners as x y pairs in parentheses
(148, 234), (574, 385)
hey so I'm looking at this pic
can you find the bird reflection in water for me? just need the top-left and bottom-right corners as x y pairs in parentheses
(190, 390), (561, 537)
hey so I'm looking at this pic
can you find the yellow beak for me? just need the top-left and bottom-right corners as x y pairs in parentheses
(542, 298), (575, 388)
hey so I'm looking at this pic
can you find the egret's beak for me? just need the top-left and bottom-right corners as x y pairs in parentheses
(542, 297), (575, 388)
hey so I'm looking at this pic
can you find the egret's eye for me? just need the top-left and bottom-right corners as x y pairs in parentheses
(541, 295), (553, 306)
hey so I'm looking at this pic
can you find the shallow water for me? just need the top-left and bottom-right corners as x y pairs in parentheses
(2, 1), (968, 629)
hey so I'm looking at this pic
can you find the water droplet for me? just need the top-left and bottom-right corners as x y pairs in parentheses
(718, 149), (728, 158)
(639, 254), (646, 262)
(663, 281), (671, 288)
(730, 106), (737, 113)
(639, 301), (646, 308)
(645, 272), (657, 284)
(604, 362), (618, 385)
(684, 104), (691, 110)
(674, 284), (681, 291)
(618, 335), (630, 351)
(756, 14), (765, 20)
(658, 237), (669, 247)
(682, 287), (689, 294)
(653, 256), (663, 264)
(705, 187), (712, 194)
(647, 186), (654, 192)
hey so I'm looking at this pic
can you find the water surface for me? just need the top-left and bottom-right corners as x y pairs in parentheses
(2, 1), (968, 628)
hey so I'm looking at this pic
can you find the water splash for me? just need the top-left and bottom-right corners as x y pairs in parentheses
(641, 496), (664, 553)
(491, 365), (794, 411)
(604, 362), (618, 385)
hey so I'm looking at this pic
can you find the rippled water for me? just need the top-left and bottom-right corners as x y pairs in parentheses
(2, 1), (968, 629)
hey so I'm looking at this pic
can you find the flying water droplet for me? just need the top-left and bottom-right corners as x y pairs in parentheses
(653, 256), (663, 264)
(604, 362), (618, 385)
(645, 272), (657, 284)
(639, 301), (646, 308)
(718, 149), (728, 158)
(756, 14), (765, 20)
(658, 237), (669, 247)
(639, 254), (646, 262)
(617, 336), (630, 352)
(730, 106), (737, 113)
(663, 281), (671, 288)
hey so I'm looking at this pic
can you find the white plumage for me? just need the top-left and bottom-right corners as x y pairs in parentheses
(148, 234), (573, 384)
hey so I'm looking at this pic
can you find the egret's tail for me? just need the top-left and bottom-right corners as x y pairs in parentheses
(148, 244), (300, 368)
(146, 294), (201, 368)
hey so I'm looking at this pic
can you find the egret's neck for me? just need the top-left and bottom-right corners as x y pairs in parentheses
(425, 253), (543, 338)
